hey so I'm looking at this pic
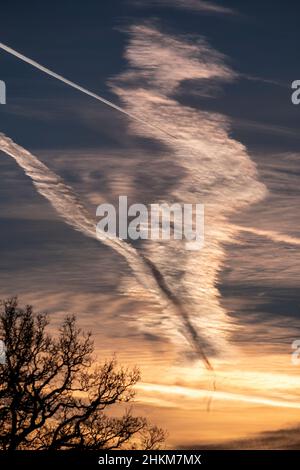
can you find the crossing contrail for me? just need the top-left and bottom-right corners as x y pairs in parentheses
(0, 41), (176, 139)
(233, 225), (300, 246)
(0, 132), (212, 370)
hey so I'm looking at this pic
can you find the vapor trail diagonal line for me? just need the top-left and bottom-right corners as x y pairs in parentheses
(0, 42), (176, 139)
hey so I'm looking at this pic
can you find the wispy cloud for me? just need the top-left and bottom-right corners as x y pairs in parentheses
(231, 117), (300, 139)
(186, 426), (300, 450)
(116, 24), (235, 95)
(0, 41), (174, 139)
(0, 133), (212, 369)
(111, 23), (266, 356)
(233, 225), (300, 246)
(131, 0), (237, 16)
(138, 382), (300, 410)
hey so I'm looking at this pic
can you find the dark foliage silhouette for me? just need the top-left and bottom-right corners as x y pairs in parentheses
(0, 298), (165, 450)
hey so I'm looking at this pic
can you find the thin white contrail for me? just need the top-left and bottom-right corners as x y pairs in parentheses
(0, 42), (176, 139)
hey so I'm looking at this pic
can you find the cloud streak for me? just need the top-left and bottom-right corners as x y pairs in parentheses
(0, 132), (212, 369)
(132, 0), (236, 16)
(111, 24), (266, 356)
(138, 382), (300, 410)
(2, 24), (291, 366)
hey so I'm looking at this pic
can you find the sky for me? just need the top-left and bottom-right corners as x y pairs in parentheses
(0, 0), (300, 448)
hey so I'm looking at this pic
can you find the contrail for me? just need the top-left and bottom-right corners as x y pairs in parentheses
(234, 225), (300, 246)
(0, 42), (176, 139)
(0, 133), (211, 370)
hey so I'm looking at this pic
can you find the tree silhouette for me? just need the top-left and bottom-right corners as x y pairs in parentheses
(0, 298), (165, 450)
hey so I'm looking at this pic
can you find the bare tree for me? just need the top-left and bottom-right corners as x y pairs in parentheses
(0, 298), (165, 450)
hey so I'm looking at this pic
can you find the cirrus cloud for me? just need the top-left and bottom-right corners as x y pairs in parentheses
(131, 0), (237, 16)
